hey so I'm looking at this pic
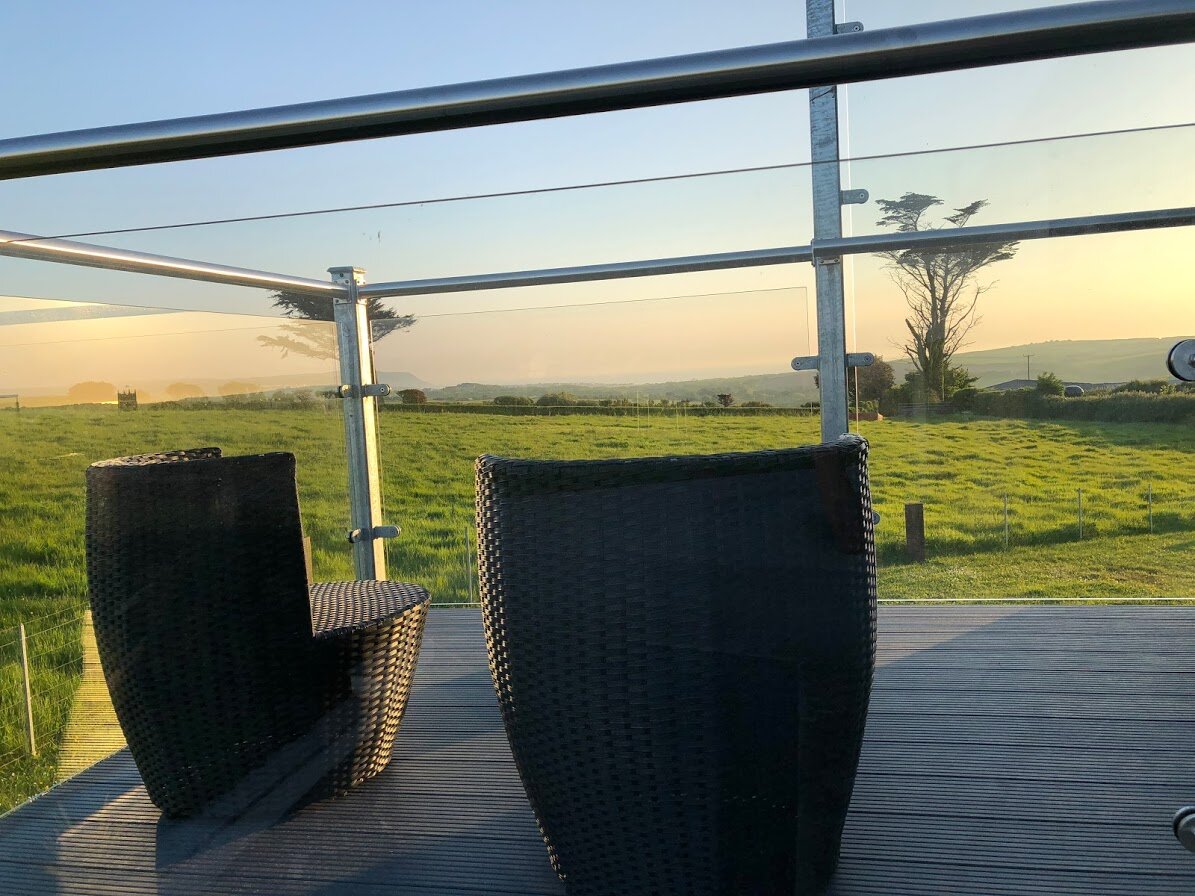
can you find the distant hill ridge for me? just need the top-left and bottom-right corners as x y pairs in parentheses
(895, 337), (1183, 388)
(427, 338), (1183, 405)
(428, 373), (818, 406)
(9, 338), (1179, 406)
(9, 370), (430, 399)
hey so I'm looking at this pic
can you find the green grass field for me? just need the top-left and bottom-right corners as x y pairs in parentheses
(0, 405), (1192, 811)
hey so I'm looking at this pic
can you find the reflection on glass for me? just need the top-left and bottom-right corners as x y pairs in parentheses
(373, 283), (813, 604)
(0, 120), (1190, 873)
(2, 163), (815, 310)
(0, 294), (350, 812)
(842, 124), (1195, 234)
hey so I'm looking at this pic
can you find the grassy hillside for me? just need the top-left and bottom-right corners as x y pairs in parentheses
(374, 413), (1193, 600)
(1, 408), (1188, 621)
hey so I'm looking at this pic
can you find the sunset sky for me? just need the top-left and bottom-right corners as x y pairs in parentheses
(0, 0), (1191, 391)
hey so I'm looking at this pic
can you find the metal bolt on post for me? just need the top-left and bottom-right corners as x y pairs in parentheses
(19, 622), (37, 756)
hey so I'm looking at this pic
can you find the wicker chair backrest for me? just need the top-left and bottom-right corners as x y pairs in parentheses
(475, 436), (877, 895)
(85, 448), (340, 812)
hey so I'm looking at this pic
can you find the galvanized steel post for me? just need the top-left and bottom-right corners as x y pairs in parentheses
(330, 267), (389, 580)
(807, 0), (850, 439)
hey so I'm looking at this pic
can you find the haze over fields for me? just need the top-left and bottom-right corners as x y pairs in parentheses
(2, 336), (1182, 407)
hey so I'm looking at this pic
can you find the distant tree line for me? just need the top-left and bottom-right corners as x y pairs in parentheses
(386, 403), (816, 418)
(967, 379), (1194, 424)
(492, 393), (775, 409)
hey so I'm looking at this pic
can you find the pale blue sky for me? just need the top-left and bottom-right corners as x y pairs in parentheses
(0, 1), (1191, 388)
(2, 1), (1190, 241)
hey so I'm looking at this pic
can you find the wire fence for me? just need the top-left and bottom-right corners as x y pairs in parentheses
(429, 478), (1194, 606)
(0, 607), (93, 812)
(873, 478), (1195, 562)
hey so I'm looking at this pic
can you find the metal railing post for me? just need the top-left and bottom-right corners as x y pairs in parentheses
(18, 622), (37, 756)
(808, 0), (850, 440)
(329, 266), (392, 580)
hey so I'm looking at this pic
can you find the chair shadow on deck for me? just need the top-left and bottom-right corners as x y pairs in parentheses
(47, 655), (556, 896)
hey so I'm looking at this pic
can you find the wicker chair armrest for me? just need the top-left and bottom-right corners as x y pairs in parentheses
(310, 580), (430, 640)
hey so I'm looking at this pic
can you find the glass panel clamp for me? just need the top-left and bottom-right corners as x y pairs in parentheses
(347, 525), (401, 544)
(791, 352), (875, 372)
(336, 383), (392, 399)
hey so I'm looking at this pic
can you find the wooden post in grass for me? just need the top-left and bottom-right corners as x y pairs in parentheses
(18, 622), (37, 757)
(1148, 482), (1154, 534)
(302, 536), (314, 583)
(1078, 489), (1084, 540)
(904, 503), (926, 563)
(1003, 495), (1010, 550)
(464, 524), (475, 604)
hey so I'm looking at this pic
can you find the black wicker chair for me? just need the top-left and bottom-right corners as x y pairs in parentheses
(85, 447), (430, 818)
(475, 435), (877, 896)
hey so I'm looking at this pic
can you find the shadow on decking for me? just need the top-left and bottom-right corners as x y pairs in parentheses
(1, 607), (1192, 895)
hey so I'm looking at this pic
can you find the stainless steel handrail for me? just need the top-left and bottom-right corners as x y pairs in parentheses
(0, 229), (343, 297)
(812, 206), (1195, 258)
(3, 206), (1190, 300)
(0, 0), (1191, 180)
(358, 247), (815, 299)
(359, 207), (1195, 299)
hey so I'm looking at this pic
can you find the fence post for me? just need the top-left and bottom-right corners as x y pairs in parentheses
(1148, 481), (1154, 534)
(1077, 488), (1084, 540)
(18, 622), (37, 757)
(904, 503), (926, 562)
(464, 524), (475, 605)
(1003, 495), (1010, 550)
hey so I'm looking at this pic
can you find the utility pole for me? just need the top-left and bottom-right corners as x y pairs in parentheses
(1025, 354), (1033, 382)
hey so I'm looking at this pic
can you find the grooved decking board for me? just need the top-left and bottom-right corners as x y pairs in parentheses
(55, 611), (124, 781)
(2, 607), (1193, 895)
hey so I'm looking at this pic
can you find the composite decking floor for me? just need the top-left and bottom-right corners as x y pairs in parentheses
(1, 606), (1193, 894)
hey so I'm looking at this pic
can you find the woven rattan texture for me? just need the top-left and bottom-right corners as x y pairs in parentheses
(85, 448), (429, 818)
(476, 436), (877, 896)
(310, 581), (429, 792)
